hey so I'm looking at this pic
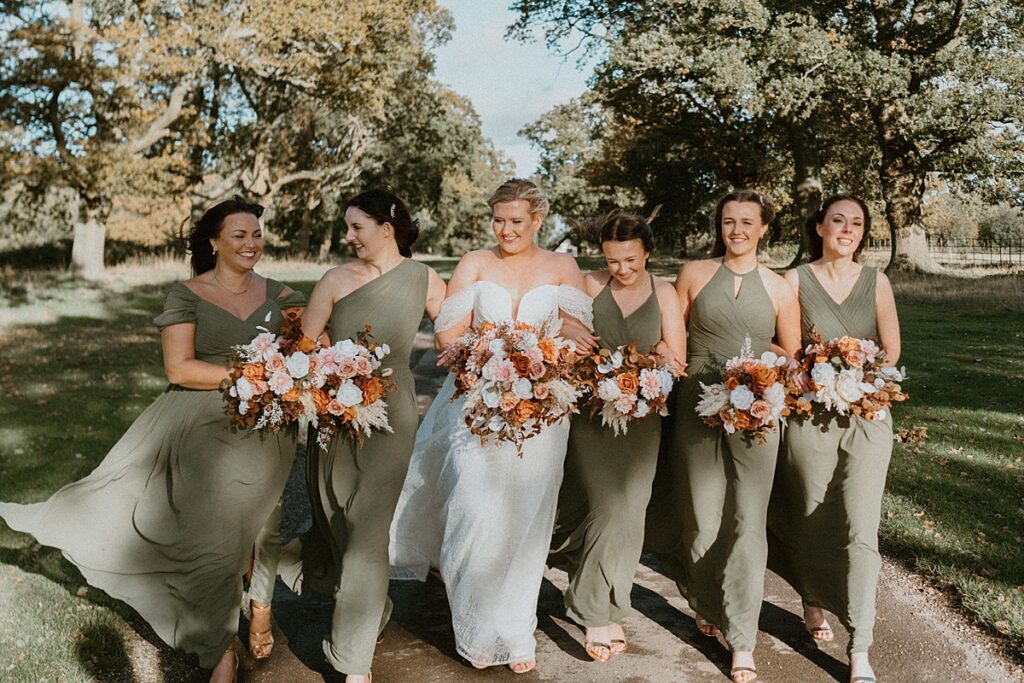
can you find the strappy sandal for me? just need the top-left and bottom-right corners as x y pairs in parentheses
(509, 660), (536, 674)
(806, 623), (834, 643)
(695, 614), (720, 637)
(248, 600), (274, 660)
(609, 623), (627, 655)
(584, 638), (612, 662)
(730, 665), (757, 682)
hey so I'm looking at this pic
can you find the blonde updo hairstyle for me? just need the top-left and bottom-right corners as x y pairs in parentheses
(486, 178), (550, 219)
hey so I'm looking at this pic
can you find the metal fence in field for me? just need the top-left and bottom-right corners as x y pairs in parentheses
(864, 237), (1024, 266)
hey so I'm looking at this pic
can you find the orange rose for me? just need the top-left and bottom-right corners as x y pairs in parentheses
(242, 363), (265, 381)
(479, 321), (496, 333)
(311, 388), (330, 413)
(538, 338), (558, 364)
(362, 377), (385, 405)
(732, 411), (756, 431)
(724, 375), (740, 391)
(617, 372), (639, 395)
(512, 400), (537, 424)
(281, 387), (301, 402)
(511, 354), (532, 376)
(297, 336), (317, 353)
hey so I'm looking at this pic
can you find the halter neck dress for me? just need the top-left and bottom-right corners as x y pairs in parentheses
(767, 264), (892, 655)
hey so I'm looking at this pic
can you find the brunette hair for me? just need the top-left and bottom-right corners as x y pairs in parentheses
(806, 194), (872, 261)
(486, 178), (550, 219)
(345, 188), (419, 258)
(576, 210), (655, 253)
(710, 189), (776, 257)
(182, 197), (264, 275)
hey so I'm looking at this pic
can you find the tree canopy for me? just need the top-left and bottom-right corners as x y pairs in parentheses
(511, 0), (1024, 270)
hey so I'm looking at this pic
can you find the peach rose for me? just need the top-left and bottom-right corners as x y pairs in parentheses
(281, 387), (301, 402)
(538, 338), (558, 364)
(499, 393), (518, 412)
(617, 372), (639, 395)
(512, 400), (537, 423)
(533, 383), (550, 400)
(327, 399), (346, 416)
(749, 399), (772, 423)
(242, 363), (265, 381)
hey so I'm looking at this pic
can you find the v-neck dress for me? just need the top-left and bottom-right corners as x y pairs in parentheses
(0, 278), (306, 668)
(663, 263), (781, 652)
(551, 275), (664, 628)
(289, 258), (429, 675)
(767, 264), (892, 654)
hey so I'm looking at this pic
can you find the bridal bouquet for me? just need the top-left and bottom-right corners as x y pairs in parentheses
(223, 320), (395, 447)
(438, 320), (582, 456)
(787, 332), (907, 421)
(695, 338), (789, 442)
(574, 342), (677, 436)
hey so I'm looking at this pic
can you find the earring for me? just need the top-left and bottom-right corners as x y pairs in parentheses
(212, 246), (218, 255)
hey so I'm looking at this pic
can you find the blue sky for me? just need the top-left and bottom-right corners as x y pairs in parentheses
(434, 1), (594, 176)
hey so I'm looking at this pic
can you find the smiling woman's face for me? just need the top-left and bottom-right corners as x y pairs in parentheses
(720, 200), (767, 258)
(818, 200), (866, 259)
(491, 200), (542, 255)
(210, 212), (263, 271)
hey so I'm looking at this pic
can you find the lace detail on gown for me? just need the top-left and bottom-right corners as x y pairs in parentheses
(433, 288), (475, 334)
(389, 280), (590, 666)
(557, 284), (595, 330)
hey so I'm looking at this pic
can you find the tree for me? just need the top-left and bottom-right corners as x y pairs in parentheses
(511, 0), (1024, 270)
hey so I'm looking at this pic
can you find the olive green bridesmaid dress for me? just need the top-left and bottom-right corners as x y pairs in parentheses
(0, 278), (305, 668)
(300, 258), (428, 675)
(668, 263), (781, 652)
(552, 275), (663, 628)
(767, 264), (892, 654)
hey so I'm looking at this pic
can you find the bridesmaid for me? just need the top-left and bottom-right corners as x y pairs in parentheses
(669, 189), (800, 682)
(0, 198), (305, 682)
(551, 213), (686, 661)
(767, 195), (900, 683)
(292, 188), (445, 682)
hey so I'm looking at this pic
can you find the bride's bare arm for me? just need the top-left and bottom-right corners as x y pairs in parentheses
(434, 253), (481, 349)
(424, 267), (448, 323)
(554, 253), (600, 352)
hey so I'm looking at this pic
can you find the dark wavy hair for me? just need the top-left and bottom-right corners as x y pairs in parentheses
(710, 189), (776, 257)
(806, 194), (872, 261)
(345, 188), (418, 258)
(182, 197), (264, 275)
(576, 210), (655, 254)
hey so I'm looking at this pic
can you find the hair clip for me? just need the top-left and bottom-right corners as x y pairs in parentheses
(757, 194), (765, 206)
(390, 203), (396, 219)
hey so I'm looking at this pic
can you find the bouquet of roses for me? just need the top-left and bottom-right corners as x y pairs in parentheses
(223, 319), (395, 447)
(695, 338), (789, 442)
(438, 320), (582, 456)
(574, 342), (677, 436)
(313, 326), (396, 447)
(786, 331), (907, 421)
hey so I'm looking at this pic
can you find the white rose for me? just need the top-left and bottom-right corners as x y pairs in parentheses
(635, 399), (650, 418)
(336, 381), (364, 407)
(235, 376), (254, 401)
(287, 352), (311, 379)
(835, 368), (866, 404)
(481, 381), (502, 409)
(729, 385), (756, 411)
(597, 378), (622, 402)
(488, 415), (505, 432)
(238, 400), (249, 415)
(762, 382), (786, 407)
(811, 362), (837, 388)
(512, 377), (533, 399)
(759, 351), (786, 367)
(333, 339), (359, 359)
(488, 338), (507, 357)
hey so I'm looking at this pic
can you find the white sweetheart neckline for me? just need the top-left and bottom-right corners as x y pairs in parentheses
(474, 280), (560, 321)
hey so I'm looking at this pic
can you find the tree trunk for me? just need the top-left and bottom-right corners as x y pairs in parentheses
(870, 101), (943, 273)
(70, 215), (106, 279)
(785, 120), (822, 268)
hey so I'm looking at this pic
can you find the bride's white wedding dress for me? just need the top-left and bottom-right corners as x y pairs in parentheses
(389, 280), (593, 666)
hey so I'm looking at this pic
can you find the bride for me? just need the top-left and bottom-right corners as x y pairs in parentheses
(389, 179), (596, 673)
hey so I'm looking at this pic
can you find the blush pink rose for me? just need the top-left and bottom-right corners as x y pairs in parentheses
(337, 359), (358, 379)
(266, 353), (287, 374)
(533, 383), (550, 400)
(749, 399), (772, 423)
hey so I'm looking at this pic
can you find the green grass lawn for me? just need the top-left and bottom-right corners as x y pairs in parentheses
(0, 269), (1021, 679)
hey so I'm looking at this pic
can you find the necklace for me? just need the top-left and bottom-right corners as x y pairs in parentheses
(213, 271), (252, 295)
